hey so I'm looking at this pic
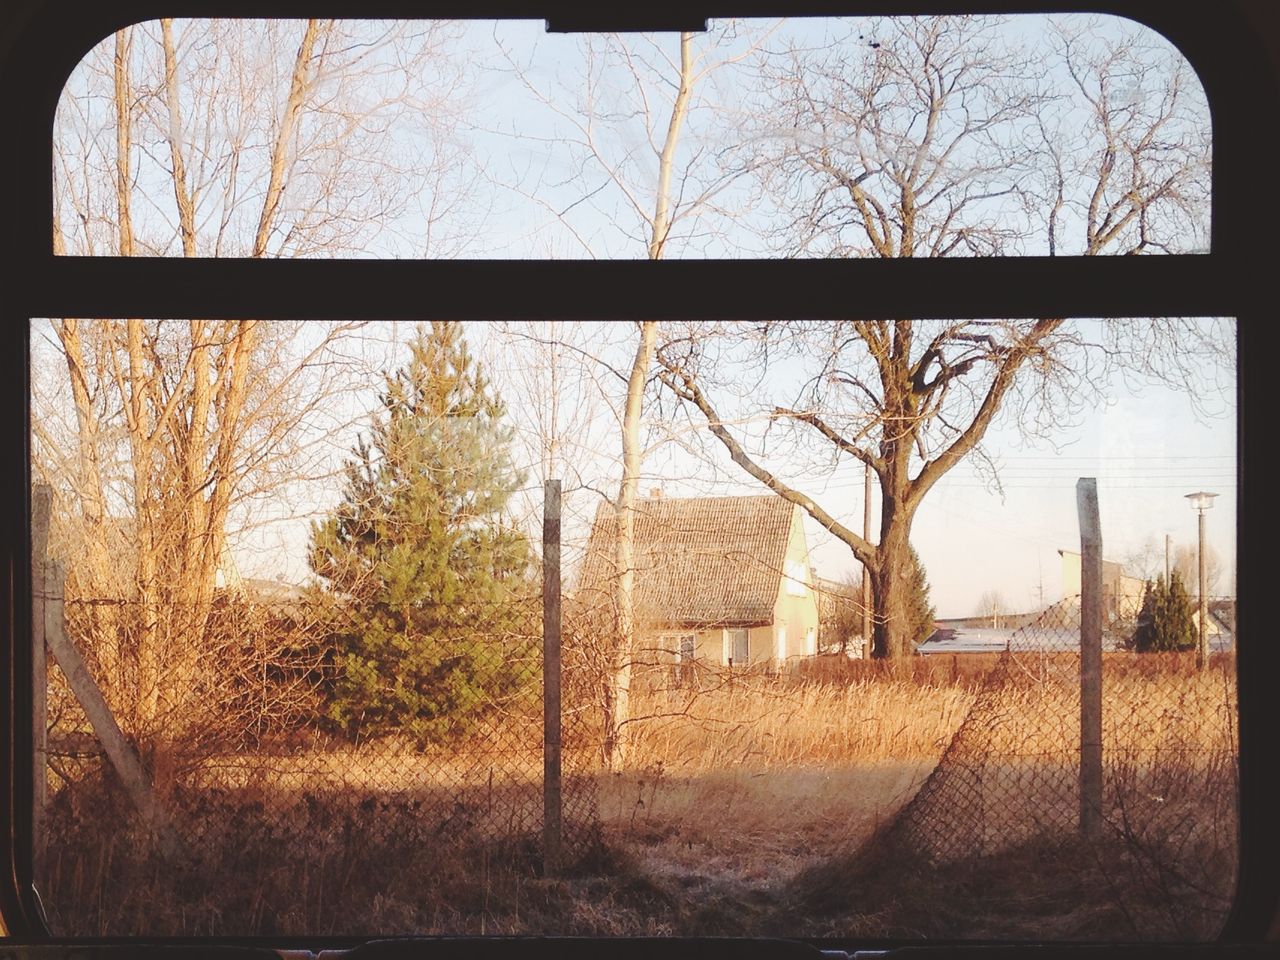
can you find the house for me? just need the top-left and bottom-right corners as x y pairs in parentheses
(575, 493), (821, 669)
(1192, 608), (1235, 651)
(1058, 549), (1146, 618)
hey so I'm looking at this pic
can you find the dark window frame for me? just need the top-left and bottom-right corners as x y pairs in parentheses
(0, 0), (1271, 949)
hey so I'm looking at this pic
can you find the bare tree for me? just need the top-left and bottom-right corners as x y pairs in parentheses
(975, 590), (1009, 628)
(41, 19), (475, 745)
(1173, 542), (1223, 597)
(1124, 535), (1167, 583)
(492, 25), (776, 766)
(817, 569), (866, 655)
(656, 17), (1225, 659)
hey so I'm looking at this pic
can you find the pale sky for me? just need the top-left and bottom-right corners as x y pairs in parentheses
(43, 15), (1231, 618)
(201, 318), (1236, 621)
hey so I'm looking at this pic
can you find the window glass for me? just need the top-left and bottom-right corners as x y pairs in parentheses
(30, 249), (1235, 933)
(679, 634), (696, 662)
(54, 15), (1210, 259)
(785, 558), (807, 596)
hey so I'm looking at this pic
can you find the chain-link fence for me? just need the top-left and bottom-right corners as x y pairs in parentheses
(34, 537), (1240, 938)
(38, 580), (601, 935)
(866, 595), (1238, 939)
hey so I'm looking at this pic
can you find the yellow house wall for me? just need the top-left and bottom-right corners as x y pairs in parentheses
(645, 626), (772, 666)
(771, 506), (820, 666)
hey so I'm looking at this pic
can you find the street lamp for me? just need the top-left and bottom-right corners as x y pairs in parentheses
(1185, 491), (1219, 670)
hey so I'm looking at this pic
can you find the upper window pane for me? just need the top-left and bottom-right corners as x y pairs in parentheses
(53, 15), (1211, 259)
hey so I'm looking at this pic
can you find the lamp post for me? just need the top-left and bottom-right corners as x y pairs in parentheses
(1185, 491), (1218, 670)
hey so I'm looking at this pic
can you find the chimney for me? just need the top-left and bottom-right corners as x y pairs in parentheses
(650, 487), (663, 498)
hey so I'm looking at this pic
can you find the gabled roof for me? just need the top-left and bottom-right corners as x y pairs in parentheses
(576, 494), (798, 628)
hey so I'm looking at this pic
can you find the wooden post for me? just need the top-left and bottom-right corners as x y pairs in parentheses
(1077, 478), (1103, 839)
(31, 484), (51, 871)
(42, 561), (181, 858)
(542, 479), (563, 876)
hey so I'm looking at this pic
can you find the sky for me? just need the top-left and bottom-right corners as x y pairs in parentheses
(40, 15), (1232, 618)
(182, 318), (1234, 621)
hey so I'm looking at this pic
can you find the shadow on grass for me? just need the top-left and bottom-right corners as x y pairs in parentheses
(776, 820), (1236, 941)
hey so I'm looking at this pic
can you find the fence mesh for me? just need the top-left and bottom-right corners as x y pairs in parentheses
(870, 595), (1239, 939)
(40, 585), (601, 934)
(37, 573), (1240, 938)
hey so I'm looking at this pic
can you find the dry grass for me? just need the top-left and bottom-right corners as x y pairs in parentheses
(624, 670), (979, 770)
(38, 656), (1238, 939)
(780, 654), (1239, 941)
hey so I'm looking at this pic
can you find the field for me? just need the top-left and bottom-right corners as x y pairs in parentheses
(38, 655), (1236, 939)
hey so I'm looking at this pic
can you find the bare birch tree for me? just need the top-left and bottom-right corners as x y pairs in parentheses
(492, 25), (776, 765)
(1173, 543), (1223, 596)
(656, 17), (1225, 659)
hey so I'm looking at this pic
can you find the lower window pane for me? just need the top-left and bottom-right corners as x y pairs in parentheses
(30, 317), (1238, 938)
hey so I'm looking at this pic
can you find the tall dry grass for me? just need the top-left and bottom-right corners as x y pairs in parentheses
(784, 652), (1239, 941)
(623, 670), (979, 772)
(38, 652), (1240, 940)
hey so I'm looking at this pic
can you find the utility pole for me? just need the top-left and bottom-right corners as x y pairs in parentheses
(1185, 492), (1218, 672)
(1198, 513), (1208, 670)
(862, 463), (872, 660)
(1165, 533), (1171, 583)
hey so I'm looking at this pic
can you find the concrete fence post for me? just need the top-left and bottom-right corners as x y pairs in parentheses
(1077, 477), (1103, 839)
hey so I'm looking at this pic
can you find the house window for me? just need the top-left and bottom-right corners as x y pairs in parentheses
(784, 558), (807, 596)
(728, 628), (749, 665)
(677, 634), (696, 663)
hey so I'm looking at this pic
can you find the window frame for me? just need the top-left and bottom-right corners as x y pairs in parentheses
(0, 0), (1272, 948)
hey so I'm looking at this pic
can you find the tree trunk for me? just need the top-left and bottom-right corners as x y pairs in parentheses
(603, 33), (693, 768)
(123, 320), (163, 732)
(606, 320), (658, 769)
(54, 320), (126, 712)
(870, 511), (914, 660)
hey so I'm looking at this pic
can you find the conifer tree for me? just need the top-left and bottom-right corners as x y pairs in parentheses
(1131, 573), (1197, 653)
(310, 322), (532, 743)
(904, 545), (936, 652)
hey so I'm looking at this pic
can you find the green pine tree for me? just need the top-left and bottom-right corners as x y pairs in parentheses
(905, 545), (937, 652)
(1130, 578), (1159, 652)
(309, 322), (533, 744)
(1130, 573), (1197, 653)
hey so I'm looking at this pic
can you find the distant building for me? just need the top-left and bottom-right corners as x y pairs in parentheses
(1058, 549), (1145, 619)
